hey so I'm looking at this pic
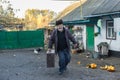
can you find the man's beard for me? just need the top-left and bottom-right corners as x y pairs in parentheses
(58, 28), (63, 32)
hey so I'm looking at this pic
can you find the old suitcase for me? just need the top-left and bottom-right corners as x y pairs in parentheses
(46, 50), (55, 68)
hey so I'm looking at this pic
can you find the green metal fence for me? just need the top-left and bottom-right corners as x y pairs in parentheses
(0, 30), (44, 49)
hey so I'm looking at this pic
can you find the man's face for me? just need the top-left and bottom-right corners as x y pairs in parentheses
(57, 24), (63, 32)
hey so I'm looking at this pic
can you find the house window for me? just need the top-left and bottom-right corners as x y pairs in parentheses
(106, 20), (116, 40)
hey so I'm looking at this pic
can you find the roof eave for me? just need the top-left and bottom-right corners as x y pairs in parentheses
(64, 20), (90, 25)
(84, 11), (120, 18)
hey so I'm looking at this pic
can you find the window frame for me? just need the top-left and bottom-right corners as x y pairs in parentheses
(106, 20), (116, 40)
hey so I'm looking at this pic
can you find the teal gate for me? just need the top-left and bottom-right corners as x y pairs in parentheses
(0, 30), (44, 49)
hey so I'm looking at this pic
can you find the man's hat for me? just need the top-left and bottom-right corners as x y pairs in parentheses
(55, 19), (63, 25)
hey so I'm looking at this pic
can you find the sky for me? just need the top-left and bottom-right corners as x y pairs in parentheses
(9, 0), (73, 18)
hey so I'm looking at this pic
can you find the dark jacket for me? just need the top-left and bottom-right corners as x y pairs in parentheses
(48, 27), (77, 53)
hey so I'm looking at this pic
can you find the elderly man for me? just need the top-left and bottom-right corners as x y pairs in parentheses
(48, 19), (78, 75)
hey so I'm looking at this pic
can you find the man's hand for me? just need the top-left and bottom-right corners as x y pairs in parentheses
(47, 48), (52, 53)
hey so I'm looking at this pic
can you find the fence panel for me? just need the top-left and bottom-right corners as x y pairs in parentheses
(0, 29), (44, 49)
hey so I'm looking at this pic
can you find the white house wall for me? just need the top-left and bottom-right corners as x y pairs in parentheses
(74, 25), (86, 50)
(95, 17), (120, 52)
(83, 25), (86, 50)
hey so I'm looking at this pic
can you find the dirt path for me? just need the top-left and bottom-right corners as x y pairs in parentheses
(0, 49), (120, 80)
